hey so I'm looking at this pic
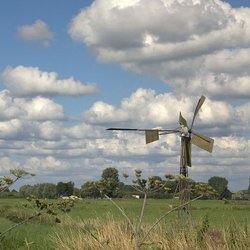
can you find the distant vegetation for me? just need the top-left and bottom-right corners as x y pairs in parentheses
(2, 167), (250, 200)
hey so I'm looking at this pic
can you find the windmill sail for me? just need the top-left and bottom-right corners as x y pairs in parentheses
(145, 130), (159, 144)
(190, 96), (206, 130)
(179, 112), (188, 127)
(191, 130), (214, 153)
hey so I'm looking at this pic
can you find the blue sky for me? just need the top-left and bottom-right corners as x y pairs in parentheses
(0, 0), (250, 191)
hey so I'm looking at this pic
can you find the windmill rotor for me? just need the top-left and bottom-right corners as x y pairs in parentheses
(107, 95), (214, 172)
(107, 95), (214, 221)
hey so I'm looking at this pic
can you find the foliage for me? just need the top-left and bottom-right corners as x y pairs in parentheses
(208, 176), (232, 199)
(20, 183), (57, 199)
(56, 181), (74, 197)
(81, 181), (100, 198)
(0, 169), (34, 193)
(99, 167), (120, 197)
(0, 196), (76, 240)
(101, 167), (119, 182)
(98, 170), (205, 250)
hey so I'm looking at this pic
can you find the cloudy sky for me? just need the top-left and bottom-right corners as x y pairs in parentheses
(1, 0), (249, 191)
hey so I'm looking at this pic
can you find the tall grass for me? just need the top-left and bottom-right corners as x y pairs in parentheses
(52, 216), (250, 250)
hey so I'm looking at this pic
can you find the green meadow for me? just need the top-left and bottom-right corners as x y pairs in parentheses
(0, 198), (249, 249)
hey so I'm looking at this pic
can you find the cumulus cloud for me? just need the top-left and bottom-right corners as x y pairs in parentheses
(83, 88), (250, 136)
(17, 20), (54, 48)
(84, 88), (192, 126)
(0, 90), (64, 121)
(0, 91), (24, 120)
(20, 97), (64, 121)
(69, 0), (250, 99)
(1, 66), (98, 97)
(0, 157), (20, 174)
(0, 119), (33, 140)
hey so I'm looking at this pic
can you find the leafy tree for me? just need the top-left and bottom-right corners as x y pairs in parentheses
(73, 187), (81, 197)
(20, 183), (57, 199)
(38, 183), (57, 199)
(101, 167), (119, 182)
(56, 181), (74, 196)
(208, 176), (231, 199)
(81, 181), (100, 198)
(19, 185), (34, 198)
(99, 167), (120, 198)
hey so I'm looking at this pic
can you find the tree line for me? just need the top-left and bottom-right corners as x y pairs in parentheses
(0, 167), (238, 200)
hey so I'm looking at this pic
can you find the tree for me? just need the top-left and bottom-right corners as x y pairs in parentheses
(100, 168), (120, 198)
(101, 167), (119, 182)
(20, 183), (57, 199)
(19, 185), (34, 198)
(56, 182), (74, 197)
(81, 181), (100, 198)
(38, 183), (57, 199)
(208, 176), (231, 199)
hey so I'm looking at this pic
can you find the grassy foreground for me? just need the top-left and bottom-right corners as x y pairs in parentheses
(0, 198), (249, 249)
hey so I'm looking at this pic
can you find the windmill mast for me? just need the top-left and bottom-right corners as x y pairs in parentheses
(107, 96), (214, 223)
(178, 129), (192, 221)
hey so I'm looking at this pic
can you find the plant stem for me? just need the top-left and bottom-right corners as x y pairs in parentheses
(0, 212), (40, 239)
(1, 177), (20, 193)
(104, 194), (135, 233)
(140, 194), (203, 243)
(135, 191), (147, 249)
(131, 185), (144, 194)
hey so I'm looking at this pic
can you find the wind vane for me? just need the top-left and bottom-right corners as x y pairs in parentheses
(107, 95), (214, 178)
(107, 96), (214, 220)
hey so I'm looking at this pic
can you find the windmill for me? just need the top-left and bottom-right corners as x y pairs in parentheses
(107, 96), (214, 219)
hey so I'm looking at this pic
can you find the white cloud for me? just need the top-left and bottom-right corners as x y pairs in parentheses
(84, 88), (193, 126)
(1, 66), (98, 97)
(69, 0), (250, 99)
(0, 90), (65, 121)
(83, 101), (129, 125)
(83, 88), (250, 136)
(0, 157), (20, 174)
(20, 97), (64, 121)
(25, 156), (70, 173)
(17, 20), (54, 48)
(0, 119), (28, 140)
(0, 91), (24, 120)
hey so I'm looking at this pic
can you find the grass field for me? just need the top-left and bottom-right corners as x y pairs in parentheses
(0, 198), (249, 249)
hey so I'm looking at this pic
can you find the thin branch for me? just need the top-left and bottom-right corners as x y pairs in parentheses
(130, 185), (144, 194)
(140, 194), (203, 244)
(104, 194), (135, 233)
(0, 177), (20, 193)
(0, 212), (40, 239)
(136, 192), (147, 237)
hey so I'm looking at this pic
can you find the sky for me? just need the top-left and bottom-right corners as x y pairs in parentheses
(0, 0), (250, 192)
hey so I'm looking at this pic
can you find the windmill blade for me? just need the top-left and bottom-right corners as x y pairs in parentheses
(145, 130), (159, 144)
(179, 112), (188, 127)
(107, 128), (145, 131)
(190, 95), (206, 130)
(107, 127), (178, 144)
(159, 130), (179, 135)
(107, 128), (178, 132)
(191, 130), (214, 153)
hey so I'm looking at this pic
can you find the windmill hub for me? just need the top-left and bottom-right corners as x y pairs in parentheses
(180, 125), (189, 137)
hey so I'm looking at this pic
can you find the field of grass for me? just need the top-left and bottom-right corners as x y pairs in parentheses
(0, 198), (249, 249)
